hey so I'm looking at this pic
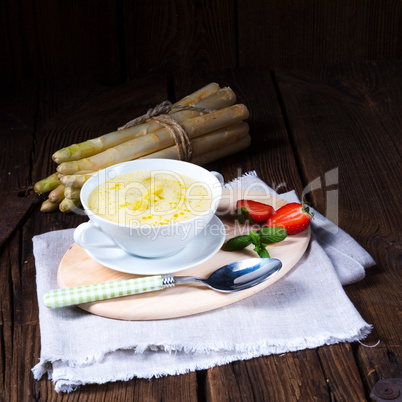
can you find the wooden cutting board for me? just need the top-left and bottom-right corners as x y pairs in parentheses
(57, 189), (311, 320)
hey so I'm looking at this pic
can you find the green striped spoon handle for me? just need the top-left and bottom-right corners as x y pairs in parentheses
(42, 275), (175, 308)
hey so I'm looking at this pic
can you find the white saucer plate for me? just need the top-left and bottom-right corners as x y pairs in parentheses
(83, 215), (226, 275)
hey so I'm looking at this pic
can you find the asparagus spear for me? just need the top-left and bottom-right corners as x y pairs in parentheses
(40, 199), (61, 213)
(48, 184), (66, 203)
(174, 82), (219, 106)
(59, 172), (94, 188)
(191, 135), (251, 166)
(52, 83), (225, 164)
(57, 104), (249, 175)
(59, 198), (81, 213)
(34, 173), (60, 194)
(139, 122), (249, 161)
(64, 187), (81, 200)
(64, 123), (249, 187)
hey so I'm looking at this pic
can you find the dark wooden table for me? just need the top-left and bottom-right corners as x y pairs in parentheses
(1, 62), (401, 401)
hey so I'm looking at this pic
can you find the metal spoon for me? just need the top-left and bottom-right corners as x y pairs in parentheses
(42, 258), (282, 308)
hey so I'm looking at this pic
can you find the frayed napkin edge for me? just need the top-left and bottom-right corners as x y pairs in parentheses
(224, 170), (259, 187)
(32, 322), (372, 392)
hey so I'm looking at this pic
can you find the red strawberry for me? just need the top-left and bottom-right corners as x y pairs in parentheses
(266, 202), (313, 234)
(236, 200), (275, 224)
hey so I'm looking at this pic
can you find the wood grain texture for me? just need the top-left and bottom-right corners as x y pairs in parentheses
(317, 344), (366, 401)
(238, 0), (402, 69)
(11, 324), (41, 401)
(358, 345), (402, 391)
(0, 81), (39, 246)
(275, 61), (402, 399)
(2, 1), (402, 83)
(206, 351), (330, 401)
(1, 0), (122, 84)
(131, 374), (198, 402)
(123, 0), (237, 80)
(1, 65), (400, 399)
(34, 372), (198, 401)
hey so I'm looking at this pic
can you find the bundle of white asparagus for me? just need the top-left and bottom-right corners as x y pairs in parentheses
(34, 83), (251, 212)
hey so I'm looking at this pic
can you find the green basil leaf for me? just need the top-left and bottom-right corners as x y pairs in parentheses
(249, 230), (260, 245)
(225, 235), (252, 251)
(258, 248), (270, 258)
(257, 226), (288, 243)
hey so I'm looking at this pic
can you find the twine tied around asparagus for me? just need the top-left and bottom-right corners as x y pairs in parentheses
(118, 101), (215, 162)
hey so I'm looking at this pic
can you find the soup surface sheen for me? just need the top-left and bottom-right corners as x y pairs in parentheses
(88, 170), (211, 226)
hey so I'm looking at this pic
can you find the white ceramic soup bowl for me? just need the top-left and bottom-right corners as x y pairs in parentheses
(74, 159), (223, 258)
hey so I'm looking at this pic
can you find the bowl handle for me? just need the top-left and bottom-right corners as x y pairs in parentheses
(211, 171), (224, 186)
(73, 221), (117, 249)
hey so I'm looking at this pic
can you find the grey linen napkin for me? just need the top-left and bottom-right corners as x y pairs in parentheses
(32, 172), (375, 393)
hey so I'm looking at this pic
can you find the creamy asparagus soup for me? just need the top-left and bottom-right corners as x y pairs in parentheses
(88, 170), (212, 226)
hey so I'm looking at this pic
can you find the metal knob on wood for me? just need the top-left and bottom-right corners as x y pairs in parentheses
(370, 379), (402, 402)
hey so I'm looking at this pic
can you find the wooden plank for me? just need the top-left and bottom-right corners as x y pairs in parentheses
(275, 61), (402, 397)
(0, 238), (15, 326)
(34, 371), (198, 401)
(0, 324), (13, 401)
(10, 324), (41, 401)
(238, 0), (402, 69)
(132, 374), (198, 401)
(1, 227), (41, 399)
(3, 0), (402, 83)
(0, 1), (32, 82)
(0, 81), (38, 247)
(205, 362), (255, 401)
(358, 345), (402, 391)
(0, 223), (42, 399)
(123, 0), (237, 80)
(206, 351), (329, 401)
(4, 0), (122, 84)
(317, 344), (366, 401)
